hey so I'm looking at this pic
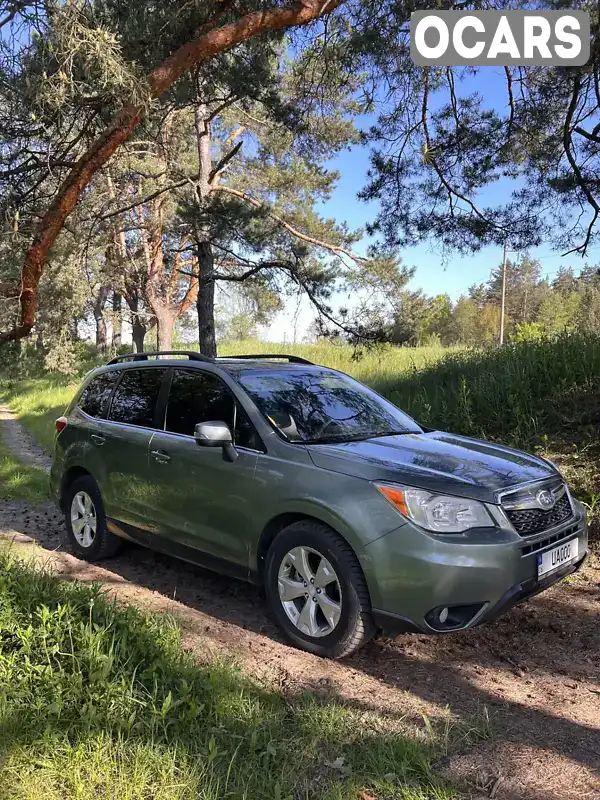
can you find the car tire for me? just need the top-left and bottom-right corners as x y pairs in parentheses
(265, 520), (375, 659)
(63, 475), (121, 561)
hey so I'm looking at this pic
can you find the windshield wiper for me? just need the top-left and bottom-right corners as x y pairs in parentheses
(367, 430), (421, 440)
(302, 430), (420, 445)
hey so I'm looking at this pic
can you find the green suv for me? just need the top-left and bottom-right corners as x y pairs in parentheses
(51, 351), (588, 658)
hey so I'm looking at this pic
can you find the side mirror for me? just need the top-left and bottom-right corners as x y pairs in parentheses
(194, 421), (238, 462)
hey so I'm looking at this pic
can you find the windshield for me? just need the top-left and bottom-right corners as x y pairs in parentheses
(236, 368), (422, 444)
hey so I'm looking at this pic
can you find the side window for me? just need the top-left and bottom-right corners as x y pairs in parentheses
(78, 371), (120, 419)
(235, 404), (264, 451)
(108, 369), (166, 428)
(166, 370), (234, 436)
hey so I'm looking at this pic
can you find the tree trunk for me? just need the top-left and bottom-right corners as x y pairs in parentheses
(195, 99), (217, 358)
(127, 292), (149, 353)
(0, 0), (343, 345)
(112, 292), (122, 349)
(94, 286), (109, 351)
(156, 308), (175, 351)
(132, 319), (146, 353)
(197, 241), (216, 357)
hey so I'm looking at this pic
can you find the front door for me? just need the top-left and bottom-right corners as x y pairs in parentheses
(146, 368), (262, 571)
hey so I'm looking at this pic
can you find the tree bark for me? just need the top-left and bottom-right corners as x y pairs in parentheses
(127, 291), (150, 353)
(0, 0), (345, 346)
(197, 241), (216, 357)
(94, 285), (109, 351)
(132, 317), (147, 353)
(195, 98), (217, 357)
(112, 292), (122, 349)
(156, 308), (176, 351)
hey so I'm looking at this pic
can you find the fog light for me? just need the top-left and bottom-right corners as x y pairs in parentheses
(425, 603), (486, 631)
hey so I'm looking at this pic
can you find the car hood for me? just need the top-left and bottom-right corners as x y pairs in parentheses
(306, 431), (558, 503)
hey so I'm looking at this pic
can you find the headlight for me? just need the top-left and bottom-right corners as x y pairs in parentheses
(375, 483), (494, 533)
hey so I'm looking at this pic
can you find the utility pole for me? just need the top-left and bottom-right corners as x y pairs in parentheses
(499, 241), (508, 346)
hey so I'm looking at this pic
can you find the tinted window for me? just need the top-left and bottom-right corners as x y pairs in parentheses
(108, 369), (166, 428)
(166, 370), (262, 449)
(237, 368), (422, 444)
(166, 370), (233, 436)
(235, 404), (263, 451)
(78, 371), (120, 419)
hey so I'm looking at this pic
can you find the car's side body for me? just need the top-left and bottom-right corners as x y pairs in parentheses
(51, 354), (589, 639)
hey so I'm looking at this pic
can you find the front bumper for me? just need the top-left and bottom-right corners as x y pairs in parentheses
(363, 502), (588, 635)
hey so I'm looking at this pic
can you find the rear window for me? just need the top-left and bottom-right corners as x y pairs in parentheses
(108, 368), (166, 428)
(78, 371), (120, 419)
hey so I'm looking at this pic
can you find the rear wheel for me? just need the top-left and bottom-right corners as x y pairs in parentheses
(64, 475), (121, 561)
(265, 520), (375, 659)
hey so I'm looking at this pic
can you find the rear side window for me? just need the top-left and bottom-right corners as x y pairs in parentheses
(108, 369), (166, 428)
(78, 371), (120, 419)
(166, 369), (263, 450)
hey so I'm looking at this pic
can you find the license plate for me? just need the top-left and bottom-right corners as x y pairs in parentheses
(537, 538), (579, 578)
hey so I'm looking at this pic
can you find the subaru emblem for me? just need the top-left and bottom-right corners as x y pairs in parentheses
(536, 489), (556, 510)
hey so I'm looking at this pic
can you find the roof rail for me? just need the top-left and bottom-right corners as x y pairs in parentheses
(106, 351), (214, 365)
(217, 354), (314, 365)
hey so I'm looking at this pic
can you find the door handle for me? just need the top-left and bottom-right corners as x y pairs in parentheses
(151, 449), (171, 464)
(91, 434), (105, 446)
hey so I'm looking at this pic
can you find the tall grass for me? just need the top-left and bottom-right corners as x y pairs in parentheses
(371, 334), (600, 449)
(219, 339), (460, 387)
(1, 376), (78, 453)
(0, 551), (450, 800)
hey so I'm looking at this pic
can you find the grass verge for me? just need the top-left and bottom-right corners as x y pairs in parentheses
(0, 377), (77, 454)
(0, 430), (49, 502)
(0, 550), (452, 800)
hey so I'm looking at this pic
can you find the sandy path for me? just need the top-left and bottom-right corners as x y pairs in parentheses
(0, 402), (52, 471)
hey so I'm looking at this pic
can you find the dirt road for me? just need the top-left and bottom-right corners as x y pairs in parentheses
(1, 407), (599, 799)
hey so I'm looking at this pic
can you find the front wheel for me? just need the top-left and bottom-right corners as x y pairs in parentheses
(264, 520), (375, 659)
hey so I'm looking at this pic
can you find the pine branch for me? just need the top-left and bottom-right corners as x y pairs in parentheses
(209, 141), (243, 183)
(212, 185), (367, 265)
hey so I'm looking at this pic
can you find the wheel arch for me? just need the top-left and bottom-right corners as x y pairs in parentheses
(59, 466), (92, 510)
(255, 510), (363, 581)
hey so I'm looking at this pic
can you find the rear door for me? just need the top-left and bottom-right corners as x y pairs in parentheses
(86, 366), (167, 531)
(145, 368), (262, 572)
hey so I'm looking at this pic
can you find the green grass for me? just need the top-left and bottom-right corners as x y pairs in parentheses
(0, 431), (49, 502)
(0, 376), (77, 454)
(0, 551), (452, 800)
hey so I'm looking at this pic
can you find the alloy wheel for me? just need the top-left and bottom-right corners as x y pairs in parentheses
(277, 546), (342, 638)
(70, 491), (97, 548)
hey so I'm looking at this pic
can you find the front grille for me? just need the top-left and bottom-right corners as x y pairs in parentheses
(506, 492), (573, 536)
(520, 522), (580, 556)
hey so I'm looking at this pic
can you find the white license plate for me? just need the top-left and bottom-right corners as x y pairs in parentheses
(537, 538), (579, 578)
